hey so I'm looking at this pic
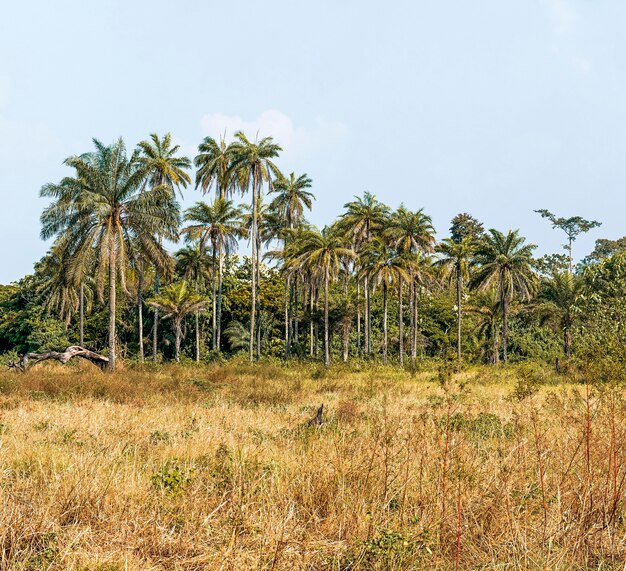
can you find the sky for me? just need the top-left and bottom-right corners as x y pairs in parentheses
(1, 0), (625, 283)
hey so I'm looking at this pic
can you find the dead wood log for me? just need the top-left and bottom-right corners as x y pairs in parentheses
(9, 346), (109, 371)
(308, 404), (324, 427)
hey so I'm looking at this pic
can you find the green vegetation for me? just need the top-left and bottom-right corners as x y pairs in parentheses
(0, 131), (623, 374)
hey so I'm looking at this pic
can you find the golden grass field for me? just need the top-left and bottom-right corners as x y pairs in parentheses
(0, 359), (625, 570)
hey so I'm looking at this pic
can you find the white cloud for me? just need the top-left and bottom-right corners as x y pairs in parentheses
(199, 109), (348, 161)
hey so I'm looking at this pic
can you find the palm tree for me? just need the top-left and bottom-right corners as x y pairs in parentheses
(361, 237), (411, 365)
(270, 172), (314, 357)
(194, 135), (235, 199)
(40, 138), (179, 370)
(468, 287), (501, 364)
(147, 281), (209, 362)
(182, 198), (243, 351)
(136, 133), (191, 362)
(435, 237), (474, 361)
(176, 245), (212, 361)
(229, 131), (282, 361)
(535, 271), (580, 358)
(386, 206), (436, 363)
(470, 229), (538, 362)
(292, 226), (356, 366)
(338, 192), (390, 354)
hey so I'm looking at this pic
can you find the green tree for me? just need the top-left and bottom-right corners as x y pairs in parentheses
(292, 226), (356, 366)
(361, 237), (411, 365)
(182, 198), (243, 351)
(40, 138), (180, 370)
(470, 229), (537, 363)
(435, 237), (474, 361)
(194, 135), (235, 199)
(535, 209), (601, 273)
(176, 245), (212, 361)
(229, 131), (282, 361)
(147, 281), (209, 362)
(534, 272), (580, 358)
(137, 133), (191, 361)
(338, 192), (390, 355)
(450, 213), (484, 245)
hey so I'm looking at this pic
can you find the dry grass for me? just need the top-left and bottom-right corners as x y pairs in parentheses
(0, 359), (625, 569)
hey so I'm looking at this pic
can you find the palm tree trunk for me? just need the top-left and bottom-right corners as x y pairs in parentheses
(211, 242), (217, 351)
(294, 279), (299, 343)
(174, 320), (182, 363)
(249, 173), (258, 363)
(284, 273), (290, 358)
(216, 244), (224, 351)
(409, 276), (415, 364)
(398, 278), (404, 366)
(412, 283), (419, 363)
(501, 286), (508, 363)
(383, 281), (388, 365)
(309, 281), (314, 357)
(564, 327), (572, 359)
(195, 311), (200, 362)
(153, 271), (159, 362)
(365, 275), (371, 354)
(108, 237), (117, 371)
(342, 273), (350, 363)
(456, 270), (462, 361)
(255, 219), (262, 360)
(79, 282), (85, 347)
(137, 269), (144, 363)
(357, 279), (362, 357)
(324, 267), (330, 366)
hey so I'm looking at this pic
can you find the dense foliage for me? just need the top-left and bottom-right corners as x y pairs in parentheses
(1, 133), (622, 369)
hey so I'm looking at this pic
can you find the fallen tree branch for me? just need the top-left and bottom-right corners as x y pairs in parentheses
(8, 346), (109, 371)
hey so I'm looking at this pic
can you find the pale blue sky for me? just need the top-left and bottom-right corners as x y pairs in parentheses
(1, 0), (624, 283)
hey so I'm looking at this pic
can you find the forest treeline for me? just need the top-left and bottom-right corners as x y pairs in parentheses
(1, 132), (625, 370)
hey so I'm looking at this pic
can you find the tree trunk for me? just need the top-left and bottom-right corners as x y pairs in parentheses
(153, 270), (159, 362)
(564, 327), (572, 359)
(398, 278), (404, 366)
(256, 220), (262, 360)
(216, 243), (224, 351)
(501, 285), (508, 363)
(383, 281), (388, 365)
(211, 241), (217, 351)
(285, 273), (290, 358)
(309, 281), (315, 357)
(365, 275), (371, 354)
(412, 283), (419, 364)
(294, 278), (299, 344)
(79, 282), (85, 347)
(108, 236), (116, 371)
(195, 311), (200, 362)
(137, 270), (144, 363)
(456, 269), (462, 361)
(249, 172), (258, 363)
(357, 279), (362, 357)
(409, 276), (414, 364)
(324, 268), (330, 367)
(174, 320), (182, 362)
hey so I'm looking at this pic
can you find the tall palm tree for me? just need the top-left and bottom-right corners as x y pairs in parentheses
(468, 287), (501, 364)
(40, 138), (179, 370)
(535, 271), (580, 358)
(361, 237), (411, 365)
(338, 192), (390, 355)
(147, 281), (209, 362)
(182, 198), (243, 351)
(270, 172), (314, 357)
(194, 135), (235, 199)
(229, 131), (282, 361)
(176, 245), (212, 361)
(435, 237), (474, 361)
(136, 133), (191, 362)
(470, 229), (538, 363)
(292, 225), (356, 366)
(386, 206), (436, 363)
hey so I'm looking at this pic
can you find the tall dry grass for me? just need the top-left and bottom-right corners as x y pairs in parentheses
(0, 359), (624, 569)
